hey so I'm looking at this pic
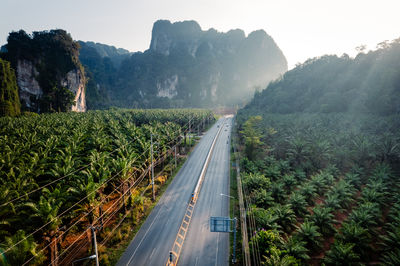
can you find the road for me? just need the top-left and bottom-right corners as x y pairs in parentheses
(117, 116), (232, 266)
(179, 117), (232, 266)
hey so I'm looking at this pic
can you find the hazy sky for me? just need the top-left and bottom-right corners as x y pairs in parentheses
(1, 0), (399, 69)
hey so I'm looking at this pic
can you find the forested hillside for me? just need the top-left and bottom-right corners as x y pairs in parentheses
(235, 38), (400, 265)
(244, 38), (400, 116)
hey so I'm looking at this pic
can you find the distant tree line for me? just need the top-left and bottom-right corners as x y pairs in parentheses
(245, 38), (400, 116)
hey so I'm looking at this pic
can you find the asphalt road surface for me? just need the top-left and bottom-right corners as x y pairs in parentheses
(117, 117), (232, 266)
(179, 117), (232, 266)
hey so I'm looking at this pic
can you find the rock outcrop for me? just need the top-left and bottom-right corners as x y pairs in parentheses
(2, 29), (86, 113)
(16, 59), (42, 109)
(80, 20), (288, 108)
(62, 69), (86, 112)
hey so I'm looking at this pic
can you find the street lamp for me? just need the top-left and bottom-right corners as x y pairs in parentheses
(220, 193), (234, 199)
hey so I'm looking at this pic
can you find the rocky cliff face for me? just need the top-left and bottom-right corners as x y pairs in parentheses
(16, 59), (42, 109)
(80, 20), (288, 108)
(62, 69), (86, 112)
(3, 29), (86, 113)
(16, 59), (86, 112)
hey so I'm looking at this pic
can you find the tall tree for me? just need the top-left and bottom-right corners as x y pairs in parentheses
(0, 58), (20, 116)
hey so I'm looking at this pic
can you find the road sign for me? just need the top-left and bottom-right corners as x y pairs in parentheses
(210, 216), (233, 232)
(209, 216), (237, 263)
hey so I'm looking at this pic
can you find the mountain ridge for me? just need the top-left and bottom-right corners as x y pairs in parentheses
(81, 19), (288, 109)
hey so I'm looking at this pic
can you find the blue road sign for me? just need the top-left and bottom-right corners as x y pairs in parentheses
(210, 216), (232, 232)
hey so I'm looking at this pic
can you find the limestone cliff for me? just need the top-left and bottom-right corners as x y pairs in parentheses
(3, 29), (86, 113)
(62, 69), (86, 112)
(78, 20), (288, 108)
(83, 20), (287, 108)
(16, 59), (42, 110)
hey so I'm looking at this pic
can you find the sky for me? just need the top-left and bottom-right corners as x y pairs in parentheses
(1, 0), (399, 69)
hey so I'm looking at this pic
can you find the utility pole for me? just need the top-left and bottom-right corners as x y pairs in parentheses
(197, 124), (199, 137)
(90, 226), (99, 266)
(151, 134), (155, 201)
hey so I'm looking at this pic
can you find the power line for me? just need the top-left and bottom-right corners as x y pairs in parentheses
(1, 117), (193, 208)
(20, 133), (182, 265)
(16, 118), (206, 264)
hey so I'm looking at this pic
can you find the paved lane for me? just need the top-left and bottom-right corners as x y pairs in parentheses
(179, 117), (232, 266)
(117, 118), (227, 266)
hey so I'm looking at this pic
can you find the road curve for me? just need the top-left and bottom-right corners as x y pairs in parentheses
(117, 117), (230, 266)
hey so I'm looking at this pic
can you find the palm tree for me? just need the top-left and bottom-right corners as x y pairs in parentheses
(360, 187), (387, 207)
(295, 220), (322, 251)
(309, 206), (336, 236)
(252, 188), (274, 209)
(381, 250), (400, 266)
(324, 241), (362, 266)
(262, 249), (298, 266)
(273, 204), (296, 233)
(284, 236), (310, 261)
(0, 230), (45, 265)
(293, 169), (307, 182)
(251, 208), (280, 231)
(310, 139), (332, 169)
(380, 222), (400, 265)
(350, 134), (374, 168)
(67, 175), (99, 225)
(288, 193), (308, 217)
(375, 134), (399, 164)
(337, 221), (371, 258)
(282, 174), (298, 192)
(286, 137), (311, 168)
(345, 172), (362, 190)
(324, 193), (343, 211)
(24, 188), (65, 265)
(0, 186), (18, 239)
(299, 183), (317, 205)
(309, 174), (328, 196)
(270, 182), (286, 204)
(349, 202), (380, 228)
(331, 180), (354, 209)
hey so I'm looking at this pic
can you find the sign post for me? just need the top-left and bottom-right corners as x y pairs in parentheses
(210, 216), (237, 263)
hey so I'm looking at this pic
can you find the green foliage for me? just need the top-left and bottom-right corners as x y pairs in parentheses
(245, 39), (400, 116)
(240, 115), (264, 160)
(0, 108), (214, 264)
(309, 206), (336, 236)
(236, 38), (400, 266)
(3, 29), (82, 113)
(294, 220), (322, 251)
(0, 230), (45, 266)
(0, 59), (20, 117)
(284, 236), (310, 261)
(323, 242), (362, 266)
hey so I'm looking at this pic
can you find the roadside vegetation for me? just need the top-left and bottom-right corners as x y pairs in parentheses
(235, 39), (400, 265)
(236, 113), (400, 265)
(0, 108), (214, 265)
